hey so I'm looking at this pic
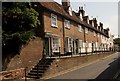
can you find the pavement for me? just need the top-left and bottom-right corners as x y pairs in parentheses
(45, 52), (119, 80)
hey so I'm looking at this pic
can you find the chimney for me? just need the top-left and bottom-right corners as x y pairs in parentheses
(62, 0), (70, 8)
(83, 16), (89, 24)
(62, 0), (72, 16)
(105, 28), (109, 36)
(79, 6), (85, 17)
(99, 22), (103, 31)
(93, 18), (97, 28)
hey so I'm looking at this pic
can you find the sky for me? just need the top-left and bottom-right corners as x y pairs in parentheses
(54, 0), (119, 38)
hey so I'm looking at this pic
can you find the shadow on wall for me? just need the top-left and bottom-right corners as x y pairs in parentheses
(2, 37), (44, 71)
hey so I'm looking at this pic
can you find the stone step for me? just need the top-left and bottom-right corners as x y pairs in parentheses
(39, 60), (54, 63)
(32, 67), (47, 70)
(38, 62), (51, 65)
(27, 58), (55, 79)
(30, 70), (45, 73)
(28, 72), (43, 76)
(26, 75), (41, 79)
(35, 65), (50, 68)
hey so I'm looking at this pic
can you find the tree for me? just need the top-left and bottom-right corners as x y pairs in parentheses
(2, 2), (40, 66)
(114, 38), (120, 46)
(2, 2), (40, 70)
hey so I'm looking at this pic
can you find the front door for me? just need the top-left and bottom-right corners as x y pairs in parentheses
(45, 38), (50, 56)
(75, 40), (79, 54)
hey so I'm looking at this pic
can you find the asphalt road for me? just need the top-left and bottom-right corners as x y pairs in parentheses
(48, 52), (119, 79)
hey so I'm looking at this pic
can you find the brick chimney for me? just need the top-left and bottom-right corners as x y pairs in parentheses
(62, 0), (72, 16)
(79, 6), (85, 17)
(99, 22), (103, 31)
(89, 20), (94, 27)
(104, 28), (109, 36)
(93, 18), (97, 28)
(62, 0), (70, 7)
(83, 16), (89, 24)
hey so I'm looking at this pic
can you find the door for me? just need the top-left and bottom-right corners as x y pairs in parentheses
(75, 40), (79, 54)
(45, 38), (50, 56)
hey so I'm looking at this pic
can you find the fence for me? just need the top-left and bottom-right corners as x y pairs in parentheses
(47, 46), (112, 57)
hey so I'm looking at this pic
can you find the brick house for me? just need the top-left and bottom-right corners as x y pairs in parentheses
(32, 0), (111, 57)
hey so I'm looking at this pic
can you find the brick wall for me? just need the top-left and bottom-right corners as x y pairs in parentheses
(6, 37), (44, 71)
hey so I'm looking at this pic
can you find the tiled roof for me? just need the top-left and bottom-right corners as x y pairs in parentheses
(38, 2), (109, 37)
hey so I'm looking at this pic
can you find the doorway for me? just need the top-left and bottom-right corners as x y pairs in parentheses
(45, 38), (50, 56)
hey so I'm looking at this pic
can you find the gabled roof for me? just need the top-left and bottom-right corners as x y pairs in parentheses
(38, 2), (109, 38)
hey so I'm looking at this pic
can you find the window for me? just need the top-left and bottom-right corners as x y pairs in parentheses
(86, 41), (88, 47)
(85, 28), (88, 34)
(78, 25), (82, 32)
(92, 22), (94, 27)
(79, 40), (83, 48)
(64, 19), (70, 29)
(98, 33), (99, 37)
(80, 13), (83, 21)
(69, 38), (73, 52)
(51, 14), (57, 27)
(94, 31), (96, 36)
(65, 37), (73, 52)
(68, 7), (72, 16)
(52, 37), (60, 52)
(87, 19), (89, 24)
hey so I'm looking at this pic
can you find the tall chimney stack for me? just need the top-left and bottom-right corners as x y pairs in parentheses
(62, 0), (70, 8)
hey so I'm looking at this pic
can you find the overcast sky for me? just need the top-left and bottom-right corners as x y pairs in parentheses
(54, 0), (119, 38)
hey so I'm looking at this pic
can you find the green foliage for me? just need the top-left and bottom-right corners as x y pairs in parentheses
(2, 2), (40, 54)
(114, 38), (120, 46)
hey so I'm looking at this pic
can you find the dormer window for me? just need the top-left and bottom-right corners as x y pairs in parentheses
(92, 21), (94, 27)
(87, 18), (89, 24)
(80, 13), (83, 21)
(78, 25), (82, 32)
(68, 7), (72, 16)
(85, 28), (88, 34)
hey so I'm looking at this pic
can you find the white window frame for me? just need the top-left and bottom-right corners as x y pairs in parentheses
(85, 28), (88, 34)
(86, 41), (88, 47)
(65, 37), (73, 52)
(80, 13), (83, 21)
(98, 33), (99, 37)
(52, 37), (60, 52)
(78, 25), (82, 32)
(68, 7), (72, 16)
(79, 40), (83, 48)
(51, 13), (58, 27)
(69, 38), (73, 52)
(92, 21), (94, 27)
(87, 18), (89, 24)
(64, 19), (70, 29)
(94, 31), (96, 36)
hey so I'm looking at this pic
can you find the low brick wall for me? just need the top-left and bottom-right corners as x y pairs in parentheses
(42, 52), (114, 78)
(0, 68), (25, 80)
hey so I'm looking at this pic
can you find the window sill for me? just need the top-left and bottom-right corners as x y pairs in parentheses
(79, 31), (82, 32)
(51, 25), (58, 28)
(65, 27), (70, 30)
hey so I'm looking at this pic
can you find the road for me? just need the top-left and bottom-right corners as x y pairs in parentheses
(48, 53), (119, 79)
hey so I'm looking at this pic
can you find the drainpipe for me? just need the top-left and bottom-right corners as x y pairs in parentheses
(62, 17), (65, 55)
